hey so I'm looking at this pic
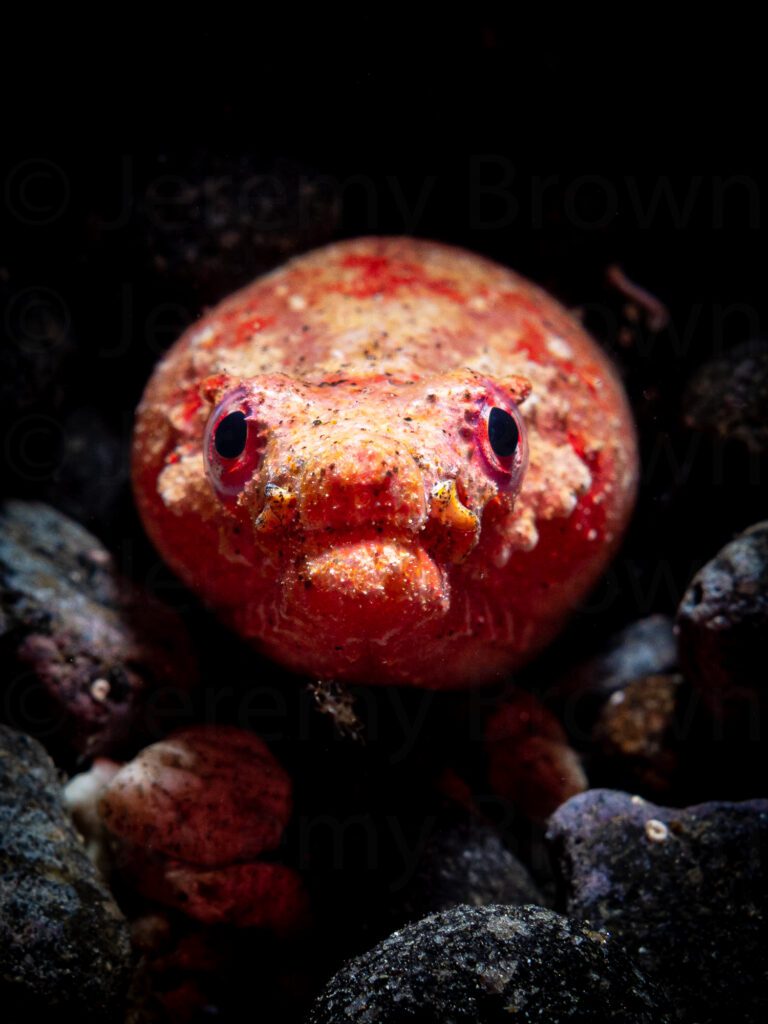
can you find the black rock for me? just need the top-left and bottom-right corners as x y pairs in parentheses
(546, 615), (678, 742)
(42, 407), (130, 534)
(387, 818), (545, 927)
(683, 339), (768, 453)
(0, 499), (197, 763)
(547, 788), (768, 1024)
(676, 521), (768, 720)
(0, 725), (133, 1021)
(591, 673), (684, 796)
(138, 154), (340, 304)
(0, 278), (73, 414)
(307, 903), (669, 1023)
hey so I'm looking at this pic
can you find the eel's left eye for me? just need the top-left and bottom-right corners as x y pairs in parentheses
(479, 396), (528, 491)
(204, 387), (266, 500)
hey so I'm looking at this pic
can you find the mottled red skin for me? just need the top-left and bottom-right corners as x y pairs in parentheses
(133, 238), (638, 688)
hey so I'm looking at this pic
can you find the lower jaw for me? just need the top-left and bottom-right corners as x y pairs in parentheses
(265, 535), (448, 655)
(249, 535), (551, 687)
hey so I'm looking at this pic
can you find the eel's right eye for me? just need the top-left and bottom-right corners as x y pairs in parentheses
(487, 406), (520, 459)
(477, 392), (528, 493)
(204, 389), (266, 500)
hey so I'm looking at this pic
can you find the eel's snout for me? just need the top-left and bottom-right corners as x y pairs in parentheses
(284, 436), (451, 642)
(296, 436), (427, 533)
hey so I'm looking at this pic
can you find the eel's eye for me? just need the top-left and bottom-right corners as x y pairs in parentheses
(479, 396), (528, 492)
(488, 406), (519, 458)
(214, 411), (248, 459)
(204, 388), (266, 500)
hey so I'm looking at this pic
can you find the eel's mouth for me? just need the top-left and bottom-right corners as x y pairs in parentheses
(286, 534), (451, 644)
(251, 472), (483, 568)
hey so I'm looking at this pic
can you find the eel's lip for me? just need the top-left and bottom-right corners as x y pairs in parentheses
(287, 534), (451, 638)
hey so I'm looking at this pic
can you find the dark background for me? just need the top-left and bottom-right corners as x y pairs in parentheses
(1, 20), (765, 1019)
(2, 22), (764, 626)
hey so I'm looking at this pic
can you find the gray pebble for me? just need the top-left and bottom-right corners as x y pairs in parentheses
(307, 903), (669, 1023)
(683, 339), (768, 453)
(388, 819), (545, 927)
(676, 521), (768, 720)
(0, 499), (197, 761)
(0, 725), (133, 1021)
(547, 788), (768, 1023)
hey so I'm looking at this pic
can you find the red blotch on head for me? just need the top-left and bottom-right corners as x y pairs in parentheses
(333, 253), (465, 302)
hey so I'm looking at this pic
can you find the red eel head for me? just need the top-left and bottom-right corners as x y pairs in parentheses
(136, 238), (639, 686)
(200, 368), (531, 644)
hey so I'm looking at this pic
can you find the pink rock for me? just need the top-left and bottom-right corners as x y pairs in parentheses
(485, 690), (587, 821)
(98, 725), (307, 932)
(100, 725), (292, 866)
(134, 856), (309, 931)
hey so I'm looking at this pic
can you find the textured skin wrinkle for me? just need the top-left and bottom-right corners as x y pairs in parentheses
(133, 238), (638, 687)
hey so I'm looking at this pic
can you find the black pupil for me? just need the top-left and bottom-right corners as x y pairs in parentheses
(488, 406), (519, 458)
(214, 411), (248, 459)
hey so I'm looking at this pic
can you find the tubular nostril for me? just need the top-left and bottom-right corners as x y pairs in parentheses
(253, 484), (297, 533)
(422, 479), (480, 563)
(298, 439), (426, 532)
